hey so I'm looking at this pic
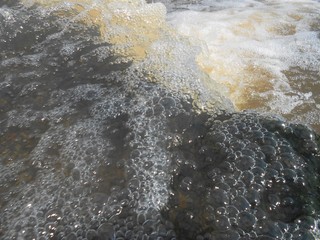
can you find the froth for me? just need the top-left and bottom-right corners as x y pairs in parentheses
(19, 0), (230, 112)
(168, 0), (320, 130)
(21, 0), (167, 59)
(0, 3), (231, 237)
(2, 1), (320, 239)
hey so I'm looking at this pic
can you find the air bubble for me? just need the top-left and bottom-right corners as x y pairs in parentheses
(27, 216), (38, 227)
(153, 104), (165, 116)
(224, 230), (241, 240)
(71, 168), (81, 181)
(282, 168), (297, 182)
(291, 124), (315, 141)
(241, 171), (254, 186)
(207, 189), (229, 206)
(66, 232), (77, 240)
(263, 137), (278, 147)
(233, 196), (251, 212)
(292, 229), (315, 240)
(207, 168), (221, 180)
(180, 177), (193, 191)
(211, 132), (226, 142)
(245, 189), (260, 206)
(296, 216), (316, 230)
(265, 168), (278, 180)
(143, 220), (155, 235)
(215, 215), (231, 231)
(249, 130), (264, 142)
(256, 220), (283, 239)
(268, 194), (281, 207)
(226, 206), (239, 218)
(230, 139), (245, 150)
(284, 232), (293, 239)
(45, 208), (62, 223)
(97, 223), (114, 239)
(159, 97), (176, 109)
(215, 207), (226, 216)
(260, 145), (276, 163)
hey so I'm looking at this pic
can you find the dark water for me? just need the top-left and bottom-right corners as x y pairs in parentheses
(1, 2), (320, 240)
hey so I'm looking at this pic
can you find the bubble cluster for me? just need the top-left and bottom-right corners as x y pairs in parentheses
(167, 0), (320, 132)
(0, 4), (181, 239)
(165, 112), (320, 239)
(1, 2), (320, 240)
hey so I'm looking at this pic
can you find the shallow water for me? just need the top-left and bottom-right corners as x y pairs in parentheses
(0, 0), (320, 239)
(165, 0), (320, 132)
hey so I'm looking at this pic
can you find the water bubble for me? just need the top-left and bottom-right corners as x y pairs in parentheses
(180, 177), (193, 191)
(97, 223), (114, 240)
(226, 205), (239, 218)
(207, 189), (229, 206)
(245, 189), (260, 206)
(125, 230), (134, 239)
(27, 216), (38, 227)
(156, 224), (167, 237)
(204, 205), (216, 223)
(211, 131), (226, 142)
(236, 156), (255, 171)
(265, 168), (279, 180)
(137, 214), (146, 225)
(251, 167), (265, 178)
(219, 161), (233, 172)
(284, 232), (293, 239)
(256, 220), (283, 239)
(216, 182), (231, 192)
(278, 145), (294, 155)
(159, 97), (176, 109)
(229, 139), (245, 150)
(153, 104), (165, 116)
(281, 168), (297, 182)
(241, 171), (254, 186)
(263, 136), (278, 147)
(237, 211), (256, 232)
(66, 232), (77, 240)
(215, 207), (226, 216)
(281, 197), (294, 207)
(296, 216), (316, 230)
(291, 124), (315, 141)
(215, 215), (231, 231)
(303, 140), (318, 154)
(71, 168), (81, 181)
(233, 196), (251, 212)
(260, 145), (276, 163)
(249, 130), (264, 142)
(292, 229), (315, 240)
(267, 194), (281, 207)
(207, 168), (221, 180)
(225, 230), (241, 240)
(143, 220), (155, 235)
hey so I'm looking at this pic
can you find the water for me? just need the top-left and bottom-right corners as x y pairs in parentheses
(165, 0), (320, 132)
(0, 0), (320, 239)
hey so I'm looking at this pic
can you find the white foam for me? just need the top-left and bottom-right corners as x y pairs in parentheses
(168, 0), (320, 123)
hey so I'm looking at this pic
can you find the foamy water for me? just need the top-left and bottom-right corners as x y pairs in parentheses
(1, 0), (320, 239)
(166, 0), (320, 131)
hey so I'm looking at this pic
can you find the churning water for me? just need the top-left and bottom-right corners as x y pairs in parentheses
(0, 0), (320, 239)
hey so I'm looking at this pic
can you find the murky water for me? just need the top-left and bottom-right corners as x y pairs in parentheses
(0, 0), (320, 239)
